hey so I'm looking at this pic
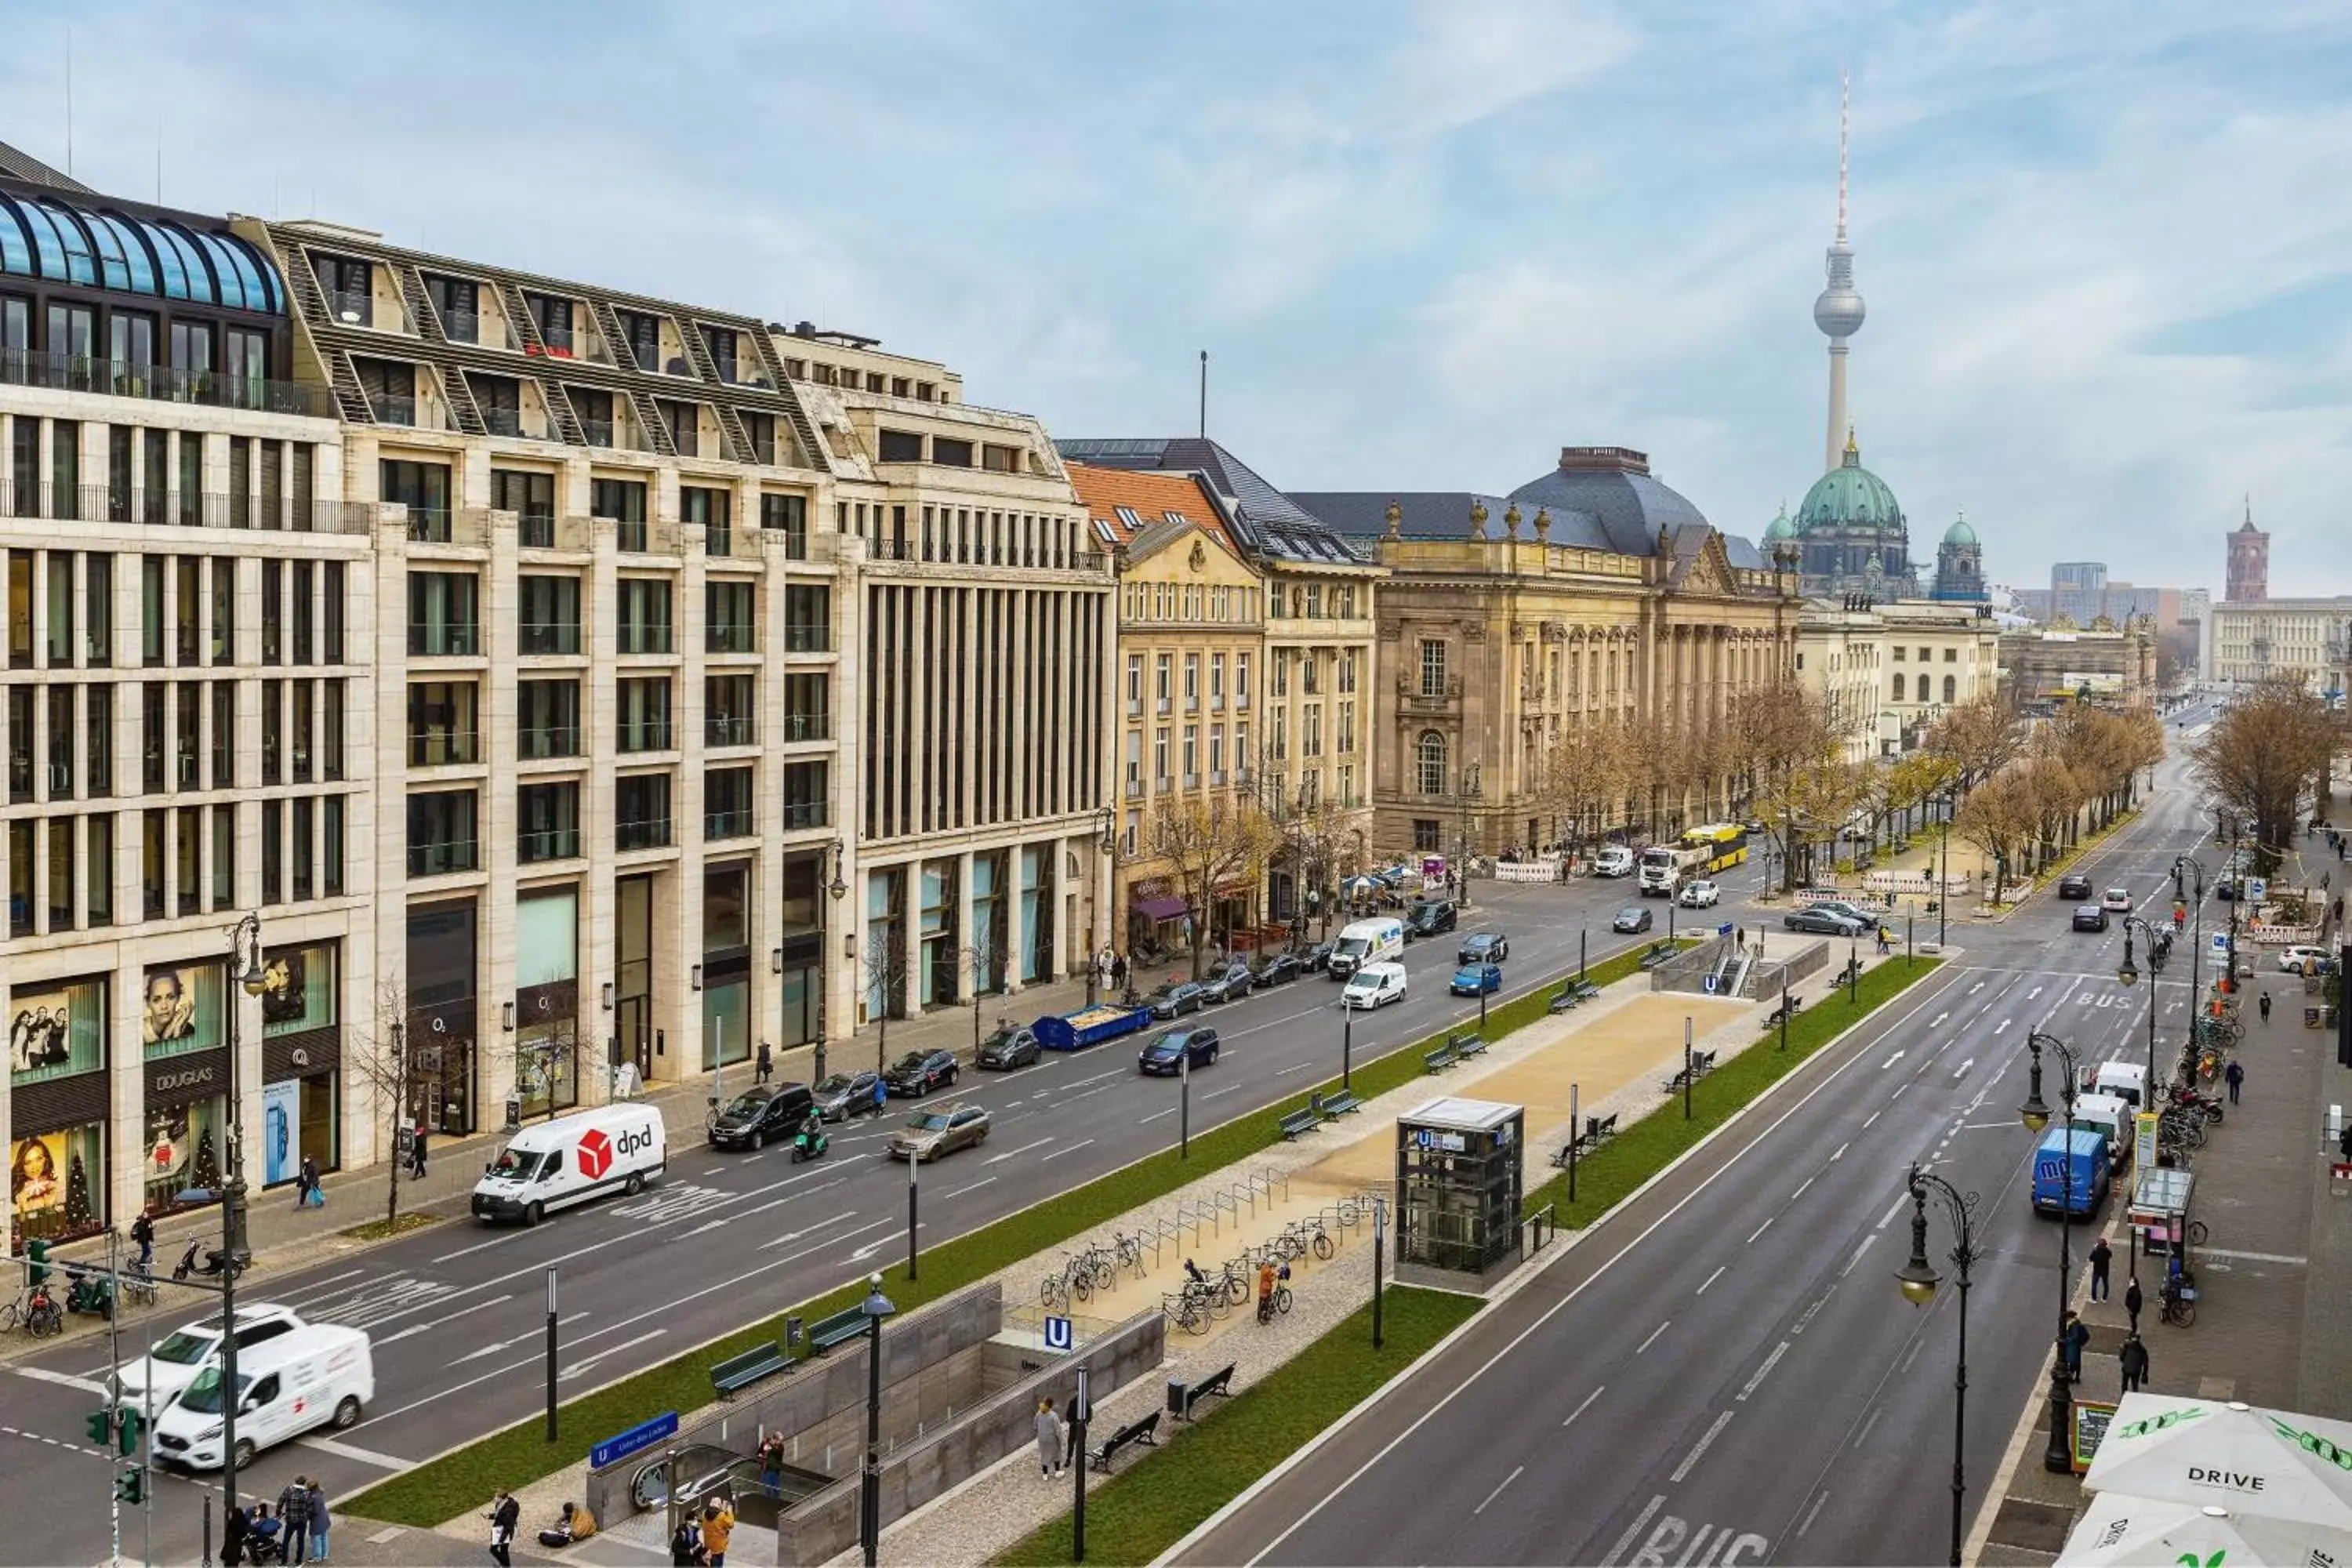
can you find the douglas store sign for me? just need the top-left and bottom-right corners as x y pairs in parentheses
(147, 1054), (225, 1102)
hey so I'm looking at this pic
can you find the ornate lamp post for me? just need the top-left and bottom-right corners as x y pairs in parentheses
(1895, 1163), (1982, 1567)
(858, 1273), (897, 1566)
(2020, 1029), (2082, 1474)
(219, 913), (267, 1519)
(1095, 805), (1118, 1004)
(2172, 853), (2206, 1075)
(2117, 913), (2167, 1091)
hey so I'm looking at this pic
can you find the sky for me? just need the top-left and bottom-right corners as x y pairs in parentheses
(9, 0), (2352, 597)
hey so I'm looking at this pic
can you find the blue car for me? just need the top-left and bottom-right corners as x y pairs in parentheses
(1449, 963), (1504, 996)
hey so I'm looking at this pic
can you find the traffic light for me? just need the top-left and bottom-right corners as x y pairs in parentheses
(85, 1408), (111, 1446)
(116, 1406), (140, 1455)
(27, 1239), (50, 1285)
(114, 1470), (143, 1505)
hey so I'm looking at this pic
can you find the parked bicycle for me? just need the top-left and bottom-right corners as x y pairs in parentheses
(2, 1283), (64, 1338)
(2160, 1275), (2198, 1327)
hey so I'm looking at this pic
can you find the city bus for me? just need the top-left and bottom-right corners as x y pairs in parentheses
(1680, 822), (1751, 876)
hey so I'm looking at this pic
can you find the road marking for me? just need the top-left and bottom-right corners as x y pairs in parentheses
(2028, 985), (2044, 1000)
(1793, 1286), (1835, 1334)
(1602, 1495), (1668, 1568)
(1881, 1051), (1904, 1069)
(1798, 1490), (1829, 1538)
(1671, 1410), (1735, 1483)
(1138, 1108), (1177, 1124)
(1863, 1110), (1882, 1129)
(984, 1138), (1055, 1166)
(848, 1225), (917, 1264)
(1201, 1084), (1246, 1101)
(1474, 1464), (1525, 1515)
(1791, 1176), (1815, 1203)
(1563, 1385), (1605, 1428)
(375, 1293), (515, 1345)
(559, 1329), (665, 1381)
(1853, 1407), (1882, 1449)
(1273, 1062), (1315, 1076)
(559, 1311), (591, 1326)
(943, 1177), (998, 1200)
(1890, 1084), (1907, 1100)
(13, 1367), (104, 1395)
(1737, 1341), (1789, 1403)
(756, 1209), (860, 1250)
(1969, 982), (1984, 995)
(1696, 1265), (1726, 1297)
(1636, 1319), (1671, 1355)
(1931, 1011), (1950, 1028)
(1747, 1217), (1774, 1244)
(1830, 1142), (1848, 1162)
(1994, 1018), (2011, 1034)
(1041, 1138), (1098, 1162)
(297, 1434), (408, 1468)
(2200, 1247), (2309, 1266)
(1063, 1067), (1127, 1091)
(1951, 1058), (1975, 1079)
(1840, 1235), (1875, 1277)
(454, 1338), (527, 1365)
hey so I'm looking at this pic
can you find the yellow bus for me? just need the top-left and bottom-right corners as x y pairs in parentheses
(1679, 822), (1750, 877)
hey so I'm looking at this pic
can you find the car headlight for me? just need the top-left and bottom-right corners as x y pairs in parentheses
(198, 1424), (223, 1441)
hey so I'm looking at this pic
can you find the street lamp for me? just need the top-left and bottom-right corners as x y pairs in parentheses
(2020, 1029), (2082, 1475)
(858, 1273), (896, 1567)
(1894, 1163), (1982, 1567)
(2172, 854), (2206, 1075)
(1936, 786), (1956, 948)
(2118, 913), (2166, 1089)
(1095, 806), (1119, 1005)
(219, 912), (264, 1520)
(1457, 760), (1481, 910)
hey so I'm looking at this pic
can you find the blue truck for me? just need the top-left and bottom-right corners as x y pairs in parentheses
(1033, 1003), (1153, 1052)
(2031, 1126), (2111, 1218)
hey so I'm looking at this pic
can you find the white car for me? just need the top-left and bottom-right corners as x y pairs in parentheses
(1678, 880), (1721, 909)
(1341, 961), (1408, 1009)
(2278, 946), (2333, 974)
(113, 1304), (309, 1406)
(2100, 887), (2133, 913)
(1593, 847), (1635, 878)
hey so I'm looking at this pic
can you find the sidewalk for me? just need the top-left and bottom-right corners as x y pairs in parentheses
(1973, 986), (2352, 1563)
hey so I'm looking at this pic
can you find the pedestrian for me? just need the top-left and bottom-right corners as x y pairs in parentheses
(2125, 1276), (2145, 1334)
(1876, 925), (1891, 955)
(2119, 1333), (2151, 1395)
(700, 1497), (734, 1568)
(299, 1154), (321, 1209)
(307, 1479), (331, 1564)
(2089, 1237), (2112, 1302)
(2339, 1121), (2352, 1167)
(2223, 1058), (2245, 1105)
(2060, 1311), (2091, 1385)
(668, 1514), (704, 1566)
(1112, 953), (1128, 991)
(220, 1505), (249, 1568)
(278, 1475), (314, 1565)
(487, 1489), (520, 1568)
(1257, 1258), (1278, 1323)
(408, 1122), (430, 1179)
(872, 1075), (887, 1116)
(758, 1432), (785, 1497)
(1035, 1398), (1062, 1478)
(755, 1040), (772, 1085)
(2259, 992), (2272, 1025)
(129, 1210), (154, 1273)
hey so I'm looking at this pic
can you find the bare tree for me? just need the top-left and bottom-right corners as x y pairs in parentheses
(341, 977), (416, 1232)
(1924, 691), (2026, 793)
(859, 939), (908, 1075)
(2195, 676), (2336, 873)
(1955, 768), (2036, 906)
(1146, 793), (1279, 978)
(1731, 678), (1845, 890)
(958, 937), (1007, 1056)
(1536, 715), (1634, 860)
(1265, 793), (1352, 942)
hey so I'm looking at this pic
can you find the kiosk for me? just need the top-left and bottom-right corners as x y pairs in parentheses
(1394, 1097), (1525, 1290)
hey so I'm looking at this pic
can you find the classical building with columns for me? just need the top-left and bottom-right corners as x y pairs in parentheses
(1298, 446), (1802, 858)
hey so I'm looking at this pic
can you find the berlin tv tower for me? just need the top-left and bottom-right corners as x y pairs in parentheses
(1813, 71), (1866, 475)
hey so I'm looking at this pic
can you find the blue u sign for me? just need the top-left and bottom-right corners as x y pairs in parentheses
(1043, 1315), (1074, 1352)
(590, 1410), (679, 1472)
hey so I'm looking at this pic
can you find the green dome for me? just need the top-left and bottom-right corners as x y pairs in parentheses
(1762, 503), (1795, 542)
(1797, 434), (1904, 535)
(1942, 512), (1977, 546)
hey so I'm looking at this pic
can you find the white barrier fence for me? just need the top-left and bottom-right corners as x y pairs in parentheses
(1491, 856), (1566, 884)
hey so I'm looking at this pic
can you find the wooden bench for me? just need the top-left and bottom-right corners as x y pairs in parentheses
(1091, 1411), (1160, 1472)
(1548, 986), (1582, 1014)
(1551, 1112), (1621, 1167)
(1661, 1051), (1719, 1094)
(1639, 942), (1677, 971)
(1318, 1091), (1362, 1119)
(1174, 1362), (1237, 1420)
(711, 1341), (793, 1399)
(1449, 1031), (1487, 1061)
(807, 1307), (868, 1355)
(1278, 1108), (1323, 1140)
(1424, 1044), (1459, 1073)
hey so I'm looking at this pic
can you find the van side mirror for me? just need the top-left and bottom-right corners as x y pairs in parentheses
(485, 1161), (494, 1174)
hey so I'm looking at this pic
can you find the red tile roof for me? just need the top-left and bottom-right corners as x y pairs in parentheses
(1067, 463), (1246, 558)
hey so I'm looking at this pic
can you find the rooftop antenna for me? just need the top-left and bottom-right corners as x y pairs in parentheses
(1198, 350), (1207, 439)
(155, 116), (163, 204)
(1835, 67), (1850, 245)
(64, 27), (74, 177)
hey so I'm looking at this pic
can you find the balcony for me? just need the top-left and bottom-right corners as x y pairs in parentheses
(617, 722), (673, 754)
(706, 716), (756, 748)
(407, 837), (478, 877)
(20, 486), (381, 533)
(783, 623), (830, 654)
(780, 712), (830, 743)
(613, 519), (684, 556)
(1126, 778), (1143, 799)
(707, 622), (757, 655)
(616, 625), (673, 657)
(408, 728), (479, 768)
(408, 621), (481, 657)
(517, 827), (579, 864)
(581, 418), (615, 448)
(615, 815), (671, 852)
(519, 621), (581, 656)
(517, 724), (580, 760)
(441, 309), (481, 346)
(780, 801), (828, 830)
(0, 350), (338, 418)
(705, 808), (756, 841)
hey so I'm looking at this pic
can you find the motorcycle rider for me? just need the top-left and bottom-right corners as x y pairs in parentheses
(795, 1111), (826, 1155)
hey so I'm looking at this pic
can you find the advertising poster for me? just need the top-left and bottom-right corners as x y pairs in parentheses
(262, 945), (336, 1035)
(263, 1080), (300, 1186)
(141, 963), (221, 1054)
(8, 979), (103, 1080)
(10, 1127), (100, 1242)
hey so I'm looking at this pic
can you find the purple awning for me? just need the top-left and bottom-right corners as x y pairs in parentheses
(1131, 895), (1189, 923)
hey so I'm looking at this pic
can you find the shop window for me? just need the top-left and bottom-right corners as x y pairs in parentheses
(9, 1122), (106, 1243)
(8, 975), (107, 1084)
(140, 962), (222, 1059)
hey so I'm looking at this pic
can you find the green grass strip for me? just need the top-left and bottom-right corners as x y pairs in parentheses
(995, 1287), (1480, 1567)
(1525, 955), (1946, 1229)
(345, 939), (1680, 1526)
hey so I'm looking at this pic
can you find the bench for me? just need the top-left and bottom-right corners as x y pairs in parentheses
(1660, 1051), (1720, 1094)
(1278, 1109), (1323, 1141)
(1424, 1044), (1459, 1073)
(711, 1341), (793, 1399)
(1551, 1112), (1621, 1167)
(1766, 992), (1803, 1024)
(1319, 1091), (1362, 1119)
(1091, 1411), (1160, 1472)
(1173, 1362), (1238, 1421)
(806, 1307), (868, 1355)
(1450, 1031), (1487, 1061)
(1639, 942), (1676, 971)
(1548, 986), (1582, 1014)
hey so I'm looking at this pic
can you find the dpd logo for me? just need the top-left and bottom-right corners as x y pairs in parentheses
(576, 1128), (615, 1179)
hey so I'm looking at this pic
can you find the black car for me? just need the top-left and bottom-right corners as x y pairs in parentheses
(975, 1024), (1040, 1071)
(1301, 940), (1338, 974)
(2058, 873), (2093, 901)
(1457, 931), (1509, 965)
(1148, 982), (1207, 1018)
(1405, 901), (1458, 939)
(884, 1048), (960, 1097)
(1784, 907), (1864, 936)
(1252, 952), (1304, 987)
(708, 1082), (815, 1149)
(2072, 906), (2111, 932)
(1200, 961), (1256, 1004)
(1138, 1027), (1220, 1076)
(1612, 906), (1654, 935)
(810, 1070), (884, 1123)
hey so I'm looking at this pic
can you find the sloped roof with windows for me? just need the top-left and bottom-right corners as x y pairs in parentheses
(0, 174), (284, 313)
(1066, 463), (1244, 560)
(1057, 437), (1370, 568)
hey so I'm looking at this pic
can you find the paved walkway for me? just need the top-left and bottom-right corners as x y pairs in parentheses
(1973, 981), (2352, 1563)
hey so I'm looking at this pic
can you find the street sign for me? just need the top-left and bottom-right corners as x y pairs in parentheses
(2211, 932), (2231, 956)
(590, 1410), (678, 1472)
(1703, 976), (1719, 994)
(2249, 877), (2268, 902)
(1043, 1315), (1073, 1353)
(2071, 1398), (2118, 1474)
(1717, 922), (1734, 937)
(2135, 1112), (2160, 1171)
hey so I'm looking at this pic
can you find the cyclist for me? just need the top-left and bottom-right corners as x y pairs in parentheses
(1256, 1259), (1277, 1323)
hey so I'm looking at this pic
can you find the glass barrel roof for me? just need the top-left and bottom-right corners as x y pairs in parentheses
(0, 191), (284, 313)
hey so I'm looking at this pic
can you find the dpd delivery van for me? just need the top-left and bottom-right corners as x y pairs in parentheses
(470, 1102), (666, 1225)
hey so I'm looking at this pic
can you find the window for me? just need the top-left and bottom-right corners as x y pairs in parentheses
(1414, 818), (1442, 853)
(1184, 654), (1200, 710)
(1154, 654), (1171, 712)
(877, 430), (924, 463)
(517, 781), (579, 862)
(1419, 639), (1447, 697)
(1942, 674), (1957, 703)
(1236, 653), (1251, 709)
(760, 492), (808, 558)
(591, 477), (648, 550)
(1918, 647), (1930, 663)
(613, 308), (659, 371)
(782, 760), (827, 828)
(408, 572), (479, 655)
(931, 437), (972, 467)
(616, 677), (672, 752)
(1153, 728), (1170, 788)
(706, 580), (757, 653)
(982, 443), (1019, 473)
(1892, 644), (1905, 662)
(517, 679), (581, 758)
(405, 789), (478, 876)
(615, 772), (672, 850)
(525, 292), (573, 352)
(705, 765), (755, 840)
(324, 681), (344, 780)
(1182, 724), (1198, 786)
(707, 673), (756, 746)
(291, 560), (313, 665)
(1416, 731), (1447, 796)
(783, 672), (829, 742)
(492, 468), (556, 548)
(783, 584), (829, 651)
(408, 681), (479, 766)
(1210, 653), (1225, 708)
(1891, 673), (1905, 702)
(425, 274), (481, 343)
(254, 557), (275, 666)
(1125, 730), (1142, 796)
(84, 554), (111, 666)
(699, 325), (739, 383)
(86, 685), (111, 796)
(1126, 653), (1143, 716)
(518, 574), (580, 655)
(1944, 647), (1958, 662)
(323, 561), (344, 663)
(615, 579), (673, 654)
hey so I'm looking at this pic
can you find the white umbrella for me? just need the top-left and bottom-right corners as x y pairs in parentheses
(2084, 1396), (2352, 1530)
(2057, 1493), (2352, 1566)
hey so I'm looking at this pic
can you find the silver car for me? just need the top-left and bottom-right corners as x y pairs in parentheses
(887, 1101), (992, 1162)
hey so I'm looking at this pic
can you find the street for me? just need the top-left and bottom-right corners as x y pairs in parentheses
(1183, 734), (2222, 1566)
(0, 856), (1745, 1566)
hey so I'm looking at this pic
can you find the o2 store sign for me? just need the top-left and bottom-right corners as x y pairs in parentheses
(575, 1124), (655, 1179)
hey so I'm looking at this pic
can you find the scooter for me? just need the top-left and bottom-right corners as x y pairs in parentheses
(171, 1237), (245, 1282)
(64, 1266), (114, 1319)
(789, 1124), (830, 1164)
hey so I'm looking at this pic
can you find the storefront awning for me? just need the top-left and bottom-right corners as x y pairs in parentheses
(1131, 895), (1188, 923)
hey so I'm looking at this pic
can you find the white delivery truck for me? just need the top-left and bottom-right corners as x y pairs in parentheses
(1328, 917), (1404, 978)
(152, 1324), (373, 1472)
(2072, 1092), (2137, 1167)
(2085, 1062), (2150, 1110)
(470, 1102), (667, 1225)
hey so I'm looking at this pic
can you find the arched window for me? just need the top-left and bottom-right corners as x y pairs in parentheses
(1416, 731), (1447, 797)
(1943, 674), (1957, 703)
(1890, 673), (1905, 702)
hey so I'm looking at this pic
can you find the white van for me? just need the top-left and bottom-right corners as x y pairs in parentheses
(112, 1303), (307, 1407)
(1594, 847), (1635, 878)
(152, 1324), (372, 1472)
(1341, 961), (1409, 1009)
(2073, 1092), (2136, 1166)
(2084, 1062), (2150, 1110)
(1328, 918), (1404, 978)
(470, 1102), (667, 1225)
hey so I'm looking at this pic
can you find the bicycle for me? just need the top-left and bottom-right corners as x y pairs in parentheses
(118, 1268), (158, 1311)
(2160, 1279), (2197, 1327)
(1040, 1269), (1072, 1311)
(1334, 1196), (1363, 1228)
(1167, 1292), (1210, 1337)
(1114, 1231), (1144, 1276)
(23, 1285), (61, 1338)
(1255, 1284), (1293, 1323)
